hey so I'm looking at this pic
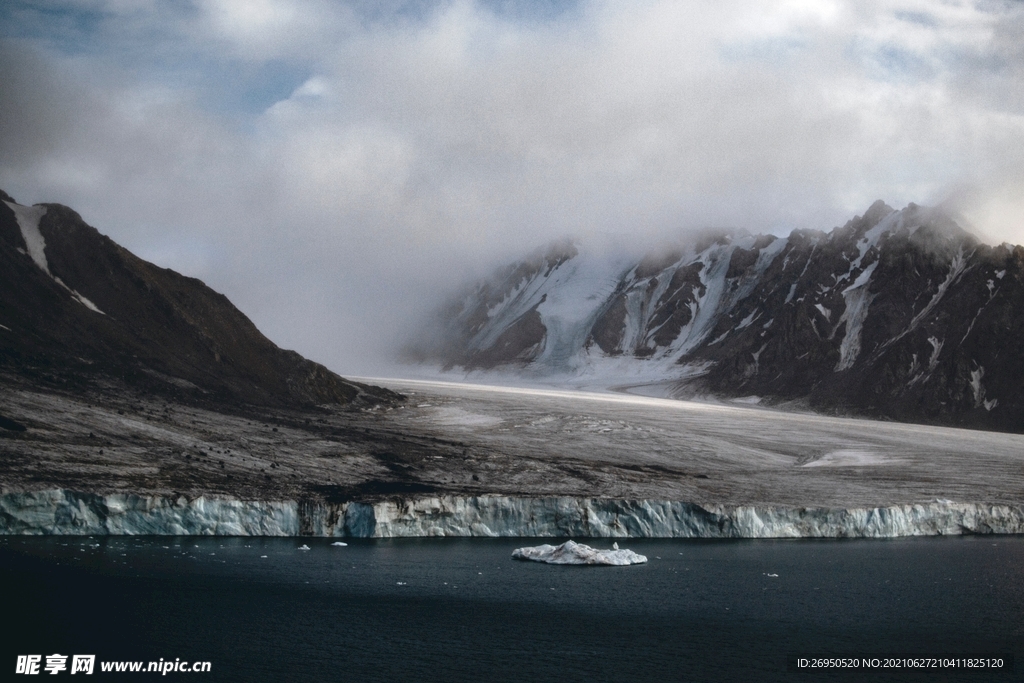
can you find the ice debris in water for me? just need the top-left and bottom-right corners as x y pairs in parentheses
(330, 542), (348, 547)
(512, 540), (647, 566)
(297, 544), (311, 551)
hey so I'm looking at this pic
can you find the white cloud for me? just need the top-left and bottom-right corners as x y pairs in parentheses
(194, 0), (357, 60)
(2, 0), (1024, 373)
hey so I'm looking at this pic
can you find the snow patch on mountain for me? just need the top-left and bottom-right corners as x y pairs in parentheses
(4, 201), (49, 273)
(531, 250), (635, 370)
(835, 261), (878, 371)
(4, 200), (105, 315)
(908, 245), (971, 332)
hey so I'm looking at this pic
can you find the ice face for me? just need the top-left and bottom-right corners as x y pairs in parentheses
(3, 490), (1024, 539)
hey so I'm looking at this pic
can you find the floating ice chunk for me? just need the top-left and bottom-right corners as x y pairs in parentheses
(511, 540), (647, 566)
(297, 544), (311, 551)
(330, 541), (348, 546)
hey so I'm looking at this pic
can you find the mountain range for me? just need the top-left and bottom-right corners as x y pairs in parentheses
(0, 189), (390, 409)
(413, 201), (1024, 433)
(2, 187), (1023, 536)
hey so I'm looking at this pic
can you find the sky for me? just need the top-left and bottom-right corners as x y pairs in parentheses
(2, 0), (1024, 375)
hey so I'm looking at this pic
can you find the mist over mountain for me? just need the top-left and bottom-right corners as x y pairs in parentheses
(411, 201), (1024, 433)
(0, 190), (391, 408)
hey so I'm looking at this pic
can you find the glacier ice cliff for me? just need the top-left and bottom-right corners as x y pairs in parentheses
(1, 489), (1023, 538)
(513, 540), (647, 565)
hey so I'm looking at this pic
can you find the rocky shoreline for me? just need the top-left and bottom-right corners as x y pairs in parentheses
(3, 489), (1023, 538)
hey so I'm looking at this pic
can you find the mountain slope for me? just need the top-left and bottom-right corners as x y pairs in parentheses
(415, 201), (1024, 432)
(0, 189), (391, 407)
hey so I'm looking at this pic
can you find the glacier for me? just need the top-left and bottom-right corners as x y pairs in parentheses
(2, 489), (1023, 538)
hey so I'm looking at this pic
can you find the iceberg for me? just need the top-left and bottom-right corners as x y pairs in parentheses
(512, 540), (647, 565)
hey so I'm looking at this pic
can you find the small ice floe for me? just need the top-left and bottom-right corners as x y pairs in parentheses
(765, 573), (779, 578)
(512, 540), (647, 566)
(297, 544), (311, 551)
(330, 542), (348, 547)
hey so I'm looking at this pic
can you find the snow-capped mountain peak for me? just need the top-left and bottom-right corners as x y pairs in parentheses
(413, 202), (1024, 432)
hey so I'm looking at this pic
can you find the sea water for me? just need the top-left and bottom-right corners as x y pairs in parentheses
(2, 535), (1021, 682)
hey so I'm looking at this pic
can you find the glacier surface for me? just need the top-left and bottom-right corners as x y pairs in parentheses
(2, 489), (1023, 538)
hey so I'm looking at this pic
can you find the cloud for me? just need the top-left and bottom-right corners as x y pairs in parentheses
(2, 0), (1024, 374)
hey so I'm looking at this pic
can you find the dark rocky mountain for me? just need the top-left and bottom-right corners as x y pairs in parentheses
(414, 201), (1024, 433)
(0, 189), (392, 408)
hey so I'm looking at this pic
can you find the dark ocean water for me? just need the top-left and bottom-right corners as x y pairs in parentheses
(2, 535), (1022, 682)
